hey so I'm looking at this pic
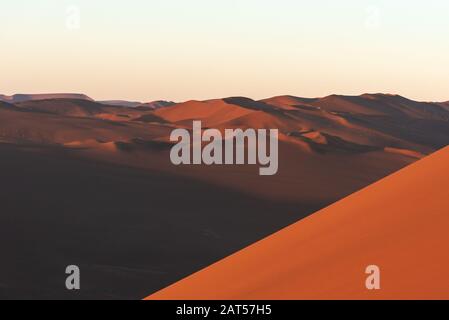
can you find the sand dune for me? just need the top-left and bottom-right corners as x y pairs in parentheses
(0, 92), (447, 299)
(217, 110), (299, 132)
(0, 101), (16, 109)
(154, 99), (255, 127)
(264, 94), (449, 120)
(259, 95), (317, 111)
(262, 94), (449, 153)
(148, 146), (449, 300)
(0, 142), (303, 299)
(0, 105), (171, 145)
(1, 94), (447, 204)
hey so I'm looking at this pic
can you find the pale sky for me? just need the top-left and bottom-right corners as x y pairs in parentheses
(1, 0), (448, 102)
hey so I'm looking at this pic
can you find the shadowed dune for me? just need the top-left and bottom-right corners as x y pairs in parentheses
(262, 94), (449, 153)
(132, 113), (169, 124)
(264, 93), (449, 120)
(13, 98), (159, 122)
(0, 105), (171, 145)
(0, 143), (304, 299)
(439, 101), (449, 111)
(0, 101), (17, 110)
(148, 146), (449, 300)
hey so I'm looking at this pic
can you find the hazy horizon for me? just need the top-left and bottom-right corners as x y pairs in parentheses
(1, 91), (448, 104)
(2, 0), (448, 102)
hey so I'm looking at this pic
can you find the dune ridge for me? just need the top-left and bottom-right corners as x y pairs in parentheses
(147, 146), (449, 300)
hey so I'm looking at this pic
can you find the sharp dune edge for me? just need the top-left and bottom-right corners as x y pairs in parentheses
(147, 146), (449, 300)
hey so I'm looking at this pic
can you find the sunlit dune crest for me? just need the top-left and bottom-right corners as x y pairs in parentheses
(147, 146), (449, 300)
(384, 147), (424, 159)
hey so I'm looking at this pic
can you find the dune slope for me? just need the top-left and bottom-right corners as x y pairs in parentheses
(0, 142), (304, 300)
(148, 146), (449, 300)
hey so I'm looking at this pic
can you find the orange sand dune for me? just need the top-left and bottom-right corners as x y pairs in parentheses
(148, 146), (449, 300)
(260, 95), (320, 110)
(263, 94), (383, 115)
(217, 110), (300, 132)
(384, 147), (424, 159)
(154, 99), (255, 127)
(262, 94), (449, 153)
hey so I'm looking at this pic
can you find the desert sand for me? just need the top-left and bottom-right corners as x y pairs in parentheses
(148, 146), (449, 300)
(0, 92), (447, 299)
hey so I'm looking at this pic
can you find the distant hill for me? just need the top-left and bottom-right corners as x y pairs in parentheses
(0, 93), (93, 103)
(135, 100), (175, 110)
(15, 99), (116, 117)
(0, 101), (16, 109)
(98, 100), (142, 108)
(98, 100), (175, 109)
